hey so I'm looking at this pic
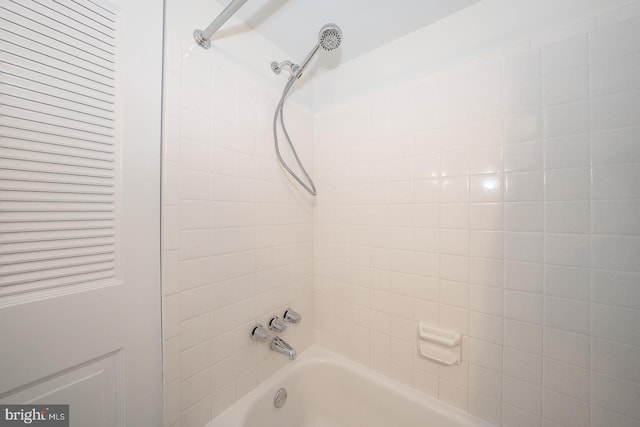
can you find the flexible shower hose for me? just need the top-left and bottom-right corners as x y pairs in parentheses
(273, 75), (317, 196)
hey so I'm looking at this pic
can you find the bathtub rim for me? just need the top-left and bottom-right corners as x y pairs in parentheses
(206, 344), (495, 427)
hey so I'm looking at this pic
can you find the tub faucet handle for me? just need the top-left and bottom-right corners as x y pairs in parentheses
(269, 316), (287, 332)
(251, 324), (271, 341)
(283, 309), (301, 324)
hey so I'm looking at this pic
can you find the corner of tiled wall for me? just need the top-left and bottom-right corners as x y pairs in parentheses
(161, 28), (316, 427)
(313, 2), (640, 426)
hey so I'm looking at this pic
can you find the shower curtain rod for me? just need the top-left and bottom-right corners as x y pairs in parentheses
(193, 0), (249, 49)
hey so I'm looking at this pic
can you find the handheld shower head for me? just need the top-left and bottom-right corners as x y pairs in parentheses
(271, 23), (343, 196)
(318, 23), (342, 51)
(292, 23), (342, 79)
(270, 24), (342, 78)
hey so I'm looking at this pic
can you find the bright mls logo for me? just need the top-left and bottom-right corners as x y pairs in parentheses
(0, 405), (68, 427)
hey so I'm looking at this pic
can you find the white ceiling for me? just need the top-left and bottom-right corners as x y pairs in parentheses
(215, 0), (480, 65)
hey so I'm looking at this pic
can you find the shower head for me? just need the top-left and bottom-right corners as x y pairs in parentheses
(272, 23), (343, 79)
(292, 23), (343, 78)
(318, 23), (342, 51)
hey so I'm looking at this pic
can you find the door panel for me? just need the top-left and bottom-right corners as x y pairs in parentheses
(2, 351), (122, 427)
(0, 0), (163, 425)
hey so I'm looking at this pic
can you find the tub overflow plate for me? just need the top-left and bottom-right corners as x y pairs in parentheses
(274, 388), (287, 408)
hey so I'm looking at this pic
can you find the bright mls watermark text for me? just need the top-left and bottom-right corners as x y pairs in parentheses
(0, 405), (68, 427)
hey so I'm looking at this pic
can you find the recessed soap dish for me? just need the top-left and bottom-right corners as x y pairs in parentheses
(417, 323), (462, 365)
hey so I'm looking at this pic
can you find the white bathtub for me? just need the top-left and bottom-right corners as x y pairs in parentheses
(207, 346), (494, 427)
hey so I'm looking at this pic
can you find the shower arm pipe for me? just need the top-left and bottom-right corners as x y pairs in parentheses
(193, 0), (249, 49)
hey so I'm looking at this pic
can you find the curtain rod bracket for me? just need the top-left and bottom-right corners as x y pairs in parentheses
(193, 0), (249, 49)
(193, 30), (211, 49)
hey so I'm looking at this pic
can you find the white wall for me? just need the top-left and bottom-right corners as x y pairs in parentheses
(161, 1), (316, 426)
(314, 0), (634, 110)
(313, 2), (640, 426)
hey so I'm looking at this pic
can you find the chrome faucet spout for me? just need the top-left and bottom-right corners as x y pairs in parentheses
(271, 336), (296, 360)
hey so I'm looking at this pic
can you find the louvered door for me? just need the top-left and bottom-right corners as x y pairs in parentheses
(0, 0), (163, 425)
(0, 0), (119, 302)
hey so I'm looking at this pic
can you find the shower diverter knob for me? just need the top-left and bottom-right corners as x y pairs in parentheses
(251, 324), (271, 341)
(269, 316), (287, 332)
(283, 309), (301, 324)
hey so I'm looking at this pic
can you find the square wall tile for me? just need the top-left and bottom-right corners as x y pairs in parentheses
(542, 389), (589, 427)
(592, 235), (640, 273)
(544, 168), (590, 201)
(505, 202), (543, 232)
(544, 264), (590, 300)
(593, 200), (640, 235)
(542, 35), (588, 76)
(543, 67), (589, 106)
(469, 257), (503, 287)
(503, 347), (542, 384)
(592, 303), (640, 347)
(589, 16), (640, 63)
(591, 372), (640, 420)
(544, 233), (590, 267)
(469, 363), (502, 399)
(469, 392), (501, 426)
(593, 163), (640, 200)
(545, 201), (590, 234)
(440, 177), (469, 203)
(503, 110), (543, 143)
(469, 338), (502, 372)
(592, 338), (640, 384)
(502, 375), (542, 415)
(470, 203), (503, 231)
(470, 284), (504, 316)
(505, 290), (543, 324)
(543, 358), (590, 402)
(470, 175), (503, 202)
(592, 269), (640, 310)
(503, 80), (542, 113)
(504, 140), (542, 172)
(592, 126), (640, 165)
(469, 146), (502, 175)
(504, 319), (542, 354)
(544, 100), (590, 138)
(504, 50), (542, 85)
(544, 133), (590, 169)
(505, 232), (543, 263)
(502, 403), (541, 427)
(505, 172), (543, 202)
(590, 52), (640, 96)
(544, 296), (590, 335)
(505, 260), (543, 293)
(591, 91), (640, 131)
(543, 327), (590, 369)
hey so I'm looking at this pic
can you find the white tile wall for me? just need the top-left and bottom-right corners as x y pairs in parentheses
(162, 2), (640, 427)
(313, 3), (640, 427)
(161, 30), (315, 427)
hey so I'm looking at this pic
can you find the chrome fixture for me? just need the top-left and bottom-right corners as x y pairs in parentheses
(272, 24), (343, 196)
(271, 61), (299, 76)
(283, 309), (301, 324)
(250, 324), (271, 341)
(271, 336), (296, 360)
(269, 316), (287, 332)
(271, 24), (343, 80)
(194, 0), (249, 49)
(294, 23), (343, 79)
(274, 388), (288, 408)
